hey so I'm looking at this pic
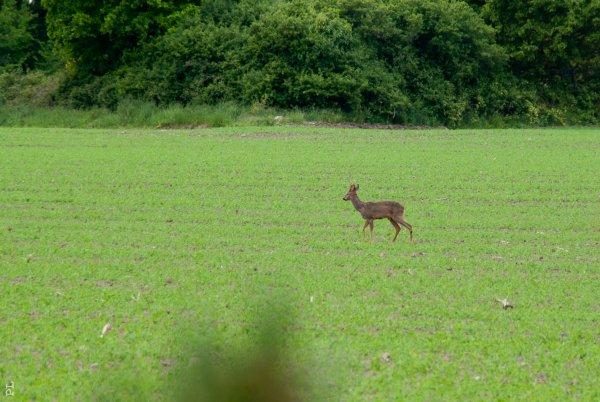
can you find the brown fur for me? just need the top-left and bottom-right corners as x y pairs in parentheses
(343, 184), (413, 242)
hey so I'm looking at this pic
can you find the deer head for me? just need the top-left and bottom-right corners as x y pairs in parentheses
(343, 184), (359, 201)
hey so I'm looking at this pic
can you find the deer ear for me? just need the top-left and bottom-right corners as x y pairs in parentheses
(355, 184), (359, 190)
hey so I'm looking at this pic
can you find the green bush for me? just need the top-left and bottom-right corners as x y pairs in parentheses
(480, 0), (600, 122)
(82, 0), (520, 126)
(2, 0), (597, 127)
(0, 0), (36, 69)
(0, 68), (63, 107)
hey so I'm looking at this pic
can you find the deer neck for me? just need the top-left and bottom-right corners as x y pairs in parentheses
(350, 194), (365, 212)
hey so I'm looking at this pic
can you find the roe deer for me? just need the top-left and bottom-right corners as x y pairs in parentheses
(343, 184), (413, 242)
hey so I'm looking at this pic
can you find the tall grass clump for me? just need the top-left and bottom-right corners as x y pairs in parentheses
(0, 101), (351, 128)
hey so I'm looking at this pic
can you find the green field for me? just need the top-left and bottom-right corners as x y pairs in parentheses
(1, 126), (599, 401)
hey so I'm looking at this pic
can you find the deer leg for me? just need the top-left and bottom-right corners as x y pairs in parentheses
(389, 218), (401, 242)
(397, 217), (413, 242)
(362, 220), (370, 239)
(368, 219), (374, 241)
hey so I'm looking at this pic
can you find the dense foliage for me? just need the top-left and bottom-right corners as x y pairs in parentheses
(0, 0), (35, 68)
(481, 0), (600, 122)
(1, 0), (598, 126)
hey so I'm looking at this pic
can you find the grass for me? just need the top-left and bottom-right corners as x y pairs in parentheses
(0, 126), (599, 401)
(3, 100), (582, 130)
(0, 101), (351, 129)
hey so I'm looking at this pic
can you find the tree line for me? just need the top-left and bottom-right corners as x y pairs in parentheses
(1, 0), (598, 126)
